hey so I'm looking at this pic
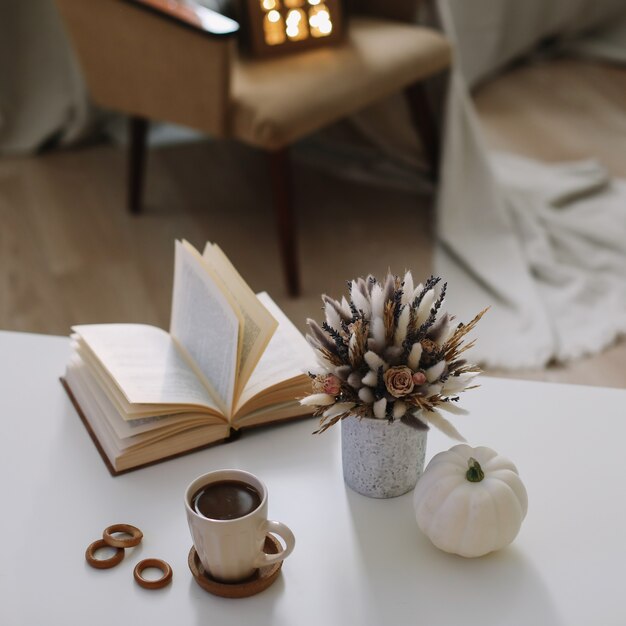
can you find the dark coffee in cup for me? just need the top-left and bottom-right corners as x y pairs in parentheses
(185, 469), (295, 582)
(191, 480), (262, 520)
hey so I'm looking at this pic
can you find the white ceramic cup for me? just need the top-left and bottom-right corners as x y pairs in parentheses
(184, 469), (295, 583)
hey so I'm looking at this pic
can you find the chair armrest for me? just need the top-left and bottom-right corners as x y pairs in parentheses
(345, 0), (421, 23)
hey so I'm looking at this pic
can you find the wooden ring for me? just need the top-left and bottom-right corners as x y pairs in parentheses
(133, 559), (173, 589)
(103, 523), (143, 548)
(85, 539), (125, 569)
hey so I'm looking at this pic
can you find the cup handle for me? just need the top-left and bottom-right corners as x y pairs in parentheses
(254, 520), (295, 568)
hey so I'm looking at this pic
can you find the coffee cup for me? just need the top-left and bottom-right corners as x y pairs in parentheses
(184, 469), (295, 583)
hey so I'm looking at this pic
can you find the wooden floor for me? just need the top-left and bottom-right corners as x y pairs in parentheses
(1, 56), (625, 388)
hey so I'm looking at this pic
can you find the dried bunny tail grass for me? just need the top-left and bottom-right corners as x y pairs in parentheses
(437, 400), (470, 416)
(419, 409), (466, 442)
(415, 289), (436, 326)
(373, 397), (387, 418)
(307, 338), (340, 370)
(407, 342), (423, 370)
(313, 415), (343, 434)
(441, 371), (480, 395)
(321, 321), (349, 362)
(356, 277), (370, 297)
(382, 273), (396, 306)
(411, 282), (424, 303)
(347, 371), (362, 388)
(367, 317), (384, 353)
(323, 299), (343, 332)
(370, 282), (385, 322)
(300, 393), (335, 406)
(323, 402), (356, 420)
(411, 276), (440, 312)
(394, 304), (410, 346)
(314, 403), (370, 434)
(415, 282), (447, 340)
(334, 365), (352, 380)
(424, 360), (445, 382)
(383, 345), (403, 365)
(364, 350), (387, 371)
(307, 319), (336, 354)
(358, 386), (375, 403)
(427, 312), (450, 344)
(350, 280), (371, 318)
(392, 400), (408, 418)
(340, 296), (352, 319)
(401, 271), (414, 304)
(323, 295), (351, 322)
(361, 370), (378, 386)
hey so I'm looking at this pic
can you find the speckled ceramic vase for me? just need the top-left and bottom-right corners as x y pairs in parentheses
(341, 415), (427, 498)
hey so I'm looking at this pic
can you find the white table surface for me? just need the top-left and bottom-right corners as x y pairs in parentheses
(2, 329), (626, 626)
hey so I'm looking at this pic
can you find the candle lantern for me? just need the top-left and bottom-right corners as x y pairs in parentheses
(240, 0), (344, 57)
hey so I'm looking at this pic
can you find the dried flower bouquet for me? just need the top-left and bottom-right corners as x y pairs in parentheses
(301, 273), (487, 438)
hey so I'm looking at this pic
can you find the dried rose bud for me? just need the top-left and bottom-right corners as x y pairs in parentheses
(383, 366), (415, 398)
(412, 371), (427, 386)
(314, 374), (342, 396)
(323, 375), (342, 395)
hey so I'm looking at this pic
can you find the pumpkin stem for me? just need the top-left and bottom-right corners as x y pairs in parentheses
(466, 457), (485, 482)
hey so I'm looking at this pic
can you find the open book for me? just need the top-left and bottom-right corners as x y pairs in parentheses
(63, 240), (315, 475)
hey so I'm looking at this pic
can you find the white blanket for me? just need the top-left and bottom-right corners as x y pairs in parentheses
(433, 0), (626, 368)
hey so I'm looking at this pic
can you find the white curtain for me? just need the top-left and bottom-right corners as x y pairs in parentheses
(438, 0), (626, 88)
(0, 0), (92, 155)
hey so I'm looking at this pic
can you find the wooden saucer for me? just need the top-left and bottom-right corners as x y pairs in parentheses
(188, 535), (283, 598)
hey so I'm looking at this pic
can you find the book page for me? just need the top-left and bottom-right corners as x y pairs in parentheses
(66, 356), (214, 438)
(65, 358), (230, 473)
(170, 241), (241, 415)
(202, 242), (278, 400)
(234, 292), (316, 415)
(72, 324), (220, 410)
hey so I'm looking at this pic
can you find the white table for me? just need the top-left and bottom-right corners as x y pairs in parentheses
(2, 330), (626, 626)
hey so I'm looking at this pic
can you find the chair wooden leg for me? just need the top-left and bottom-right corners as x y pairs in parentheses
(128, 115), (149, 214)
(404, 81), (440, 181)
(267, 148), (300, 298)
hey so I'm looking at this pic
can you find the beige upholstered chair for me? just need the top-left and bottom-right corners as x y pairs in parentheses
(54, 0), (451, 296)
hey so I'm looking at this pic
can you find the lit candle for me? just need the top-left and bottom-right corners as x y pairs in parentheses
(309, 3), (332, 37)
(286, 8), (308, 39)
(264, 10), (286, 44)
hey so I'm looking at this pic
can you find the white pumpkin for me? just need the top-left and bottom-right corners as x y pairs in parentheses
(413, 444), (528, 558)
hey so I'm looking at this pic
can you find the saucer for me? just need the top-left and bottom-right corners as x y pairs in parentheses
(188, 535), (283, 598)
